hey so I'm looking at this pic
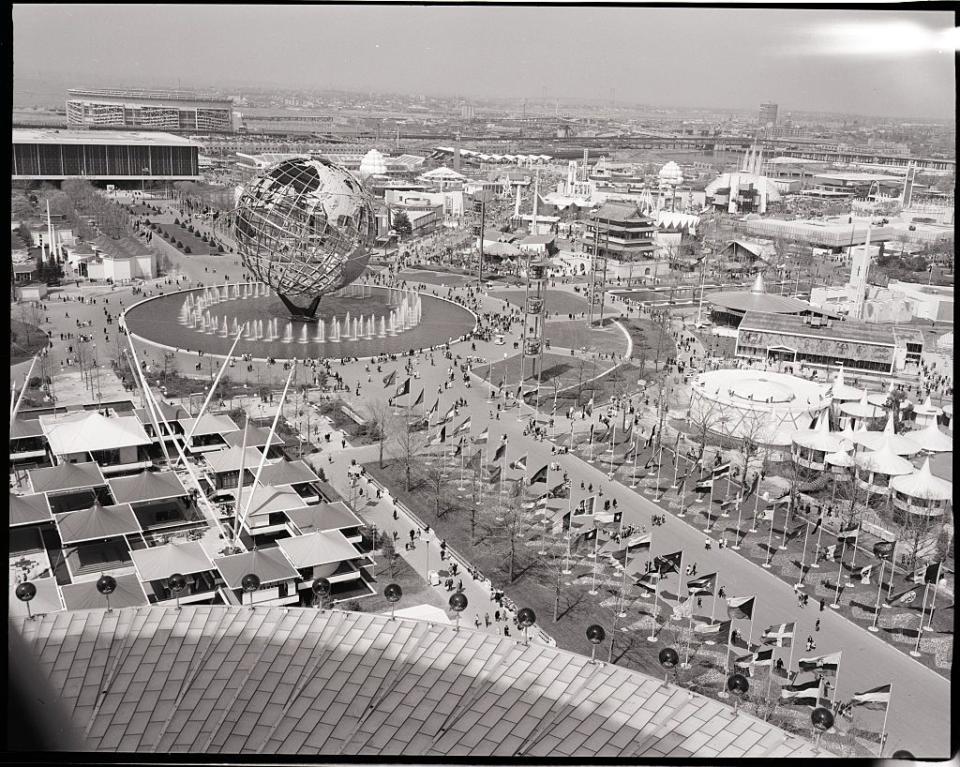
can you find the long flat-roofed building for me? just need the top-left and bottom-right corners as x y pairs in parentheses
(736, 310), (925, 374)
(12, 128), (201, 182)
(66, 87), (235, 132)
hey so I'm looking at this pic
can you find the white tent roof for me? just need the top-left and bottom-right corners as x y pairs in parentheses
(913, 395), (944, 417)
(830, 368), (864, 402)
(791, 410), (852, 453)
(839, 391), (880, 419)
(275, 530), (363, 569)
(39, 411), (151, 455)
(890, 458), (952, 501)
(854, 436), (915, 476)
(825, 451), (855, 468)
(419, 166), (467, 181)
(907, 422), (953, 453)
(849, 413), (921, 456)
(131, 540), (216, 582)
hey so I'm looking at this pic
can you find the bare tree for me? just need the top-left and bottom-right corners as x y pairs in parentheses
(390, 422), (428, 492)
(364, 398), (397, 469)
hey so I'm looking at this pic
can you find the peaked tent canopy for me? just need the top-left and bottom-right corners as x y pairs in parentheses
(891, 458), (952, 502)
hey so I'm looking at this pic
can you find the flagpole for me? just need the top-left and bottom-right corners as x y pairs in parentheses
(747, 602), (756, 647)
(787, 638), (796, 680)
(710, 576), (719, 622)
(831, 539), (847, 608)
(677, 478), (687, 518)
(607, 420), (617, 479)
(924, 562), (942, 630)
(812, 515), (824, 568)
(885, 553), (896, 602)
(681, 608), (694, 669)
(765, 649), (776, 703)
(671, 434), (680, 488)
(587, 423), (595, 463)
(457, 440), (465, 491)
(911, 583), (929, 657)
(589, 526), (600, 595)
(653, 442), (663, 499)
(630, 430), (640, 488)
(831, 657), (841, 707)
(869, 559), (885, 632)
(779, 498), (792, 549)
(617, 551), (629, 617)
(877, 683), (893, 757)
(763, 507), (775, 568)
(705, 477), (715, 532)
(733, 493), (744, 550)
(796, 521), (811, 588)
(675, 551), (685, 622)
(749, 488), (761, 533)
(646, 575), (660, 642)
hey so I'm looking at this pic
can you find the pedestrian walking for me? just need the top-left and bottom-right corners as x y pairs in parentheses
(819, 599), (825, 612)
(815, 619), (820, 632)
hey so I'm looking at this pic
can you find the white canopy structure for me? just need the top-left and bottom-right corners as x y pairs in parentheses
(839, 391), (880, 420)
(891, 458), (952, 503)
(907, 422), (953, 454)
(849, 413), (921, 456)
(854, 436), (915, 477)
(791, 410), (852, 453)
(825, 451), (855, 468)
(829, 367), (864, 402)
(913, 395), (944, 429)
(39, 411), (151, 456)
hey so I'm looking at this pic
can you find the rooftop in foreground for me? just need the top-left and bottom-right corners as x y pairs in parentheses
(12, 605), (830, 757)
(12, 128), (201, 147)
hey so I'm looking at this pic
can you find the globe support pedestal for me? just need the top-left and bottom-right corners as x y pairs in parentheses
(279, 294), (322, 322)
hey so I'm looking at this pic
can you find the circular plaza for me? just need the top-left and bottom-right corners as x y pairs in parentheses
(688, 369), (831, 446)
(122, 282), (477, 360)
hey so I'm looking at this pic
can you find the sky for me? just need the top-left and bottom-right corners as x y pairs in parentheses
(12, 5), (958, 118)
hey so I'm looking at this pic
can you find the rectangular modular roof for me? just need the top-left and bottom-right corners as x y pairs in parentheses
(60, 573), (148, 610)
(131, 541), (216, 582)
(9, 493), (54, 527)
(28, 461), (106, 494)
(285, 501), (364, 534)
(213, 548), (299, 588)
(55, 502), (141, 544)
(258, 459), (320, 487)
(107, 470), (189, 505)
(275, 530), (363, 569)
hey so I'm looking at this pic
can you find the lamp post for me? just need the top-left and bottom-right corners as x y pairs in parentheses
(168, 572), (187, 610)
(517, 607), (536, 645)
(96, 574), (117, 612)
(811, 705), (834, 749)
(15, 581), (37, 620)
(384, 583), (402, 620)
(725, 671), (749, 709)
(312, 577), (332, 609)
(449, 591), (468, 632)
(586, 623), (605, 664)
(658, 646), (679, 684)
(241, 573), (260, 608)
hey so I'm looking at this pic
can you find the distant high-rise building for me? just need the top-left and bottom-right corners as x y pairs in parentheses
(759, 102), (778, 129)
(460, 104), (475, 120)
(66, 88), (235, 133)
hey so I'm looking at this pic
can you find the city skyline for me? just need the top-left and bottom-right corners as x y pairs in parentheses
(12, 5), (957, 119)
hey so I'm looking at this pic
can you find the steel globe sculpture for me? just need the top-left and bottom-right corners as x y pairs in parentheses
(234, 157), (377, 321)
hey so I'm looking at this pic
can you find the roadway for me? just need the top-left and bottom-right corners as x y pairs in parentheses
(325, 281), (950, 759)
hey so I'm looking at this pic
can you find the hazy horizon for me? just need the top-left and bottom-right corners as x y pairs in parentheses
(13, 5), (957, 119)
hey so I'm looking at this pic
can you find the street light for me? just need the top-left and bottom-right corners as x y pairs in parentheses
(312, 577), (332, 609)
(384, 583), (402, 620)
(15, 581), (37, 620)
(96, 574), (118, 612)
(585, 624), (605, 664)
(517, 607), (536, 645)
(658, 646), (679, 683)
(811, 705), (834, 748)
(241, 573), (260, 608)
(449, 591), (468, 632)
(168, 572), (187, 610)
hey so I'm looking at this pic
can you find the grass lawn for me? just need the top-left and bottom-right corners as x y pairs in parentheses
(10, 319), (48, 366)
(543, 320), (628, 355)
(399, 270), (475, 287)
(490, 289), (591, 316)
(152, 222), (216, 255)
(356, 552), (451, 616)
(476, 352), (591, 394)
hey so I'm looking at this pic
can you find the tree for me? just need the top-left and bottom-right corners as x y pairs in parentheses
(392, 210), (412, 239)
(379, 535), (400, 580)
(390, 422), (428, 492)
(364, 399), (396, 469)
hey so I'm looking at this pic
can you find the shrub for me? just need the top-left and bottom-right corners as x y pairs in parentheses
(174, 218), (180, 226)
(218, 245), (225, 253)
(184, 246), (192, 254)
